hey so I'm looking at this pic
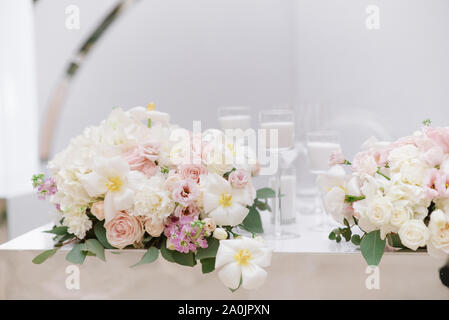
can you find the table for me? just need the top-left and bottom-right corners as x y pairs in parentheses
(0, 215), (448, 299)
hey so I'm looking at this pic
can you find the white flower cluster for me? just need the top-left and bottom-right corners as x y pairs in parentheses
(321, 127), (449, 258)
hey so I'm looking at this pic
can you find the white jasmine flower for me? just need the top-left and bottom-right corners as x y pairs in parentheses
(201, 173), (253, 226)
(215, 237), (272, 290)
(79, 157), (146, 222)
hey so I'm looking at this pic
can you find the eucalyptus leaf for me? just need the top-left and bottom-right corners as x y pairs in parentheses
(351, 234), (361, 245)
(256, 188), (276, 199)
(81, 239), (105, 261)
(44, 226), (68, 235)
(160, 238), (175, 263)
(200, 257), (216, 274)
(172, 251), (196, 267)
(196, 237), (219, 260)
(360, 230), (386, 266)
(94, 221), (114, 249)
(131, 247), (159, 268)
(32, 248), (58, 264)
(240, 206), (263, 234)
(66, 243), (87, 265)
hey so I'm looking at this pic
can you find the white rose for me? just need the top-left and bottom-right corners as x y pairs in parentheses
(388, 145), (420, 171)
(398, 219), (429, 251)
(390, 203), (413, 228)
(427, 210), (449, 258)
(367, 196), (392, 226)
(213, 227), (228, 240)
(399, 159), (428, 185)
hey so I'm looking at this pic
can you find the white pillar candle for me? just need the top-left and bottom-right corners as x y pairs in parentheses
(306, 142), (341, 174)
(269, 175), (297, 224)
(218, 115), (252, 130)
(260, 121), (295, 149)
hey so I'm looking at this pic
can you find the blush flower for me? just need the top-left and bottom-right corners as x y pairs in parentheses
(125, 142), (159, 178)
(329, 150), (345, 166)
(178, 163), (207, 183)
(174, 204), (201, 217)
(228, 169), (249, 188)
(105, 211), (144, 249)
(172, 179), (200, 206)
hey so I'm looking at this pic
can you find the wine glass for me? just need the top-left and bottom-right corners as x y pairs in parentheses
(306, 130), (341, 230)
(259, 109), (298, 240)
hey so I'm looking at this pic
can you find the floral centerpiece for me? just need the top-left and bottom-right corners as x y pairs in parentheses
(32, 104), (274, 291)
(321, 120), (449, 266)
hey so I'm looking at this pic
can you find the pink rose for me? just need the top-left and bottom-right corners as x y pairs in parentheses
(91, 201), (105, 221)
(174, 204), (200, 217)
(351, 151), (378, 175)
(105, 211), (144, 249)
(178, 163), (207, 183)
(144, 217), (165, 237)
(329, 150), (345, 166)
(422, 146), (444, 167)
(424, 127), (449, 153)
(228, 169), (249, 188)
(172, 179), (200, 206)
(124, 142), (159, 178)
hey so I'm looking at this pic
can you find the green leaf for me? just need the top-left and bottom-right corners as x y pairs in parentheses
(360, 230), (386, 266)
(256, 187), (276, 199)
(160, 238), (175, 263)
(66, 243), (87, 265)
(328, 231), (336, 240)
(343, 218), (350, 227)
(93, 221), (114, 249)
(81, 239), (105, 261)
(196, 237), (219, 260)
(172, 251), (196, 267)
(240, 206), (263, 234)
(351, 234), (361, 245)
(341, 228), (352, 242)
(345, 195), (366, 203)
(254, 199), (271, 212)
(200, 257), (216, 274)
(32, 248), (58, 264)
(229, 276), (243, 293)
(131, 247), (159, 267)
(44, 226), (68, 235)
(387, 233), (403, 248)
(223, 168), (236, 179)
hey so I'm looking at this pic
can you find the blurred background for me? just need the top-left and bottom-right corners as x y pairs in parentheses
(1, 0), (449, 241)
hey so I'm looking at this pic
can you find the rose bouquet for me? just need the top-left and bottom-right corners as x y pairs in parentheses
(321, 121), (449, 266)
(31, 105), (274, 291)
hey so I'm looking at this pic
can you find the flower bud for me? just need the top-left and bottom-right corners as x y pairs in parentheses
(213, 227), (228, 240)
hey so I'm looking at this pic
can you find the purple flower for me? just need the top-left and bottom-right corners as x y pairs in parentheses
(36, 177), (58, 200)
(164, 215), (209, 254)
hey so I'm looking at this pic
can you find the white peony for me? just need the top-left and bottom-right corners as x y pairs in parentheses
(427, 210), (449, 258)
(388, 145), (421, 171)
(201, 173), (253, 226)
(398, 219), (429, 251)
(215, 237), (272, 290)
(133, 175), (175, 224)
(62, 206), (92, 239)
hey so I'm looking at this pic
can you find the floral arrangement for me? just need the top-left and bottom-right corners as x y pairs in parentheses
(321, 121), (449, 266)
(32, 105), (274, 291)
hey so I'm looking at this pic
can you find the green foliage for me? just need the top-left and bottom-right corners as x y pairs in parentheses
(200, 257), (216, 274)
(32, 248), (58, 264)
(345, 195), (366, 203)
(240, 205), (263, 234)
(93, 221), (114, 249)
(66, 243), (87, 264)
(196, 237), (219, 260)
(131, 247), (159, 267)
(172, 251), (196, 267)
(44, 226), (69, 235)
(81, 239), (105, 261)
(360, 230), (386, 266)
(387, 233), (403, 248)
(351, 234), (361, 245)
(256, 188), (276, 199)
(160, 238), (175, 263)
